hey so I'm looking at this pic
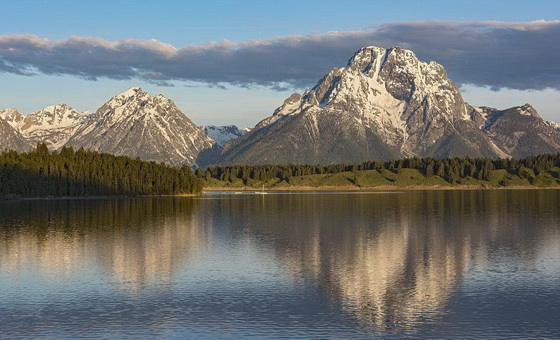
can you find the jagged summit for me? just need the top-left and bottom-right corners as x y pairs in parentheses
(24, 104), (85, 128)
(0, 108), (24, 125)
(66, 88), (214, 167)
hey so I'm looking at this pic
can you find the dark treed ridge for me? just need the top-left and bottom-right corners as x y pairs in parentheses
(200, 154), (560, 187)
(0, 144), (203, 197)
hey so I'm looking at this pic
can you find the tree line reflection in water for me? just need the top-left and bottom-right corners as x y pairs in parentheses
(0, 190), (558, 333)
(0, 198), (210, 291)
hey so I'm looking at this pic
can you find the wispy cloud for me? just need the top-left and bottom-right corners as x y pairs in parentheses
(0, 20), (559, 91)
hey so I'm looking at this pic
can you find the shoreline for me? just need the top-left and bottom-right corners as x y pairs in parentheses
(203, 185), (560, 192)
(3, 186), (559, 200)
(0, 193), (200, 201)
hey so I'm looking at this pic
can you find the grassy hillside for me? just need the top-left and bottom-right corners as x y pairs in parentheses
(204, 167), (560, 190)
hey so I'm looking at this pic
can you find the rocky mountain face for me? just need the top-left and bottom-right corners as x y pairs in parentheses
(471, 104), (560, 158)
(217, 46), (558, 165)
(0, 116), (32, 153)
(201, 125), (250, 148)
(66, 87), (214, 167)
(0, 105), (86, 150)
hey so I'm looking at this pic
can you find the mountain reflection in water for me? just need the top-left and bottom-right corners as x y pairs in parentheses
(0, 191), (558, 338)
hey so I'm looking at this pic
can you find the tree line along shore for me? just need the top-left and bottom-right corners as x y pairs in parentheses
(1, 145), (560, 198)
(200, 154), (560, 190)
(0, 144), (202, 198)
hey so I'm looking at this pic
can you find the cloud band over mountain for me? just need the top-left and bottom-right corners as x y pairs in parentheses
(0, 20), (558, 90)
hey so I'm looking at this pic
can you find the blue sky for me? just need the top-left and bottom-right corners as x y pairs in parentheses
(1, 0), (559, 127)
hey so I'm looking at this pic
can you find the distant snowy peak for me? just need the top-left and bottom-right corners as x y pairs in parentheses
(22, 104), (85, 132)
(0, 105), (85, 150)
(201, 125), (248, 147)
(546, 120), (560, 132)
(0, 108), (24, 125)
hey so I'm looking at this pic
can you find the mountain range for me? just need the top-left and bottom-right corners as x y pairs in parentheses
(1, 46), (559, 166)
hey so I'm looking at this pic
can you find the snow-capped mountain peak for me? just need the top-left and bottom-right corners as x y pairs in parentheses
(22, 104), (85, 131)
(66, 88), (214, 167)
(0, 108), (24, 125)
(217, 45), (516, 165)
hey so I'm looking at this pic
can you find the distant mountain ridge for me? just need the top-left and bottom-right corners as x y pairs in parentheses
(1, 105), (87, 150)
(1, 45), (560, 166)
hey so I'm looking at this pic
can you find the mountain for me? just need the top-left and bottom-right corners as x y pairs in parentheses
(0, 105), (86, 150)
(0, 108), (24, 126)
(218, 46), (513, 165)
(201, 125), (249, 147)
(216, 46), (560, 165)
(66, 87), (214, 167)
(546, 120), (560, 133)
(472, 104), (560, 158)
(0, 116), (33, 153)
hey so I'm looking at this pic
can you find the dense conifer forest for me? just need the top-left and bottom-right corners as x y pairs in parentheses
(0, 144), (203, 197)
(201, 154), (560, 188)
(2, 145), (560, 198)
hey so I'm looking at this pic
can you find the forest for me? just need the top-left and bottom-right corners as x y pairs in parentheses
(200, 154), (560, 188)
(0, 144), (203, 197)
(3, 145), (560, 198)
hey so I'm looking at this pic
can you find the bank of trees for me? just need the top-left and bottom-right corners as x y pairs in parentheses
(200, 154), (560, 185)
(0, 144), (203, 197)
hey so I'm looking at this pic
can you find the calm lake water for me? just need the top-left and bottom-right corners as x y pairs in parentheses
(0, 190), (559, 339)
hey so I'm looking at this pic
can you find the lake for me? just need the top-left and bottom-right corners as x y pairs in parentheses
(0, 190), (559, 338)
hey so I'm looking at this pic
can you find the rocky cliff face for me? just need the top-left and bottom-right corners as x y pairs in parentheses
(66, 87), (214, 167)
(217, 46), (558, 165)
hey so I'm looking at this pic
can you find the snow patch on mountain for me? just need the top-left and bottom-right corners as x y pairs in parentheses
(546, 120), (560, 132)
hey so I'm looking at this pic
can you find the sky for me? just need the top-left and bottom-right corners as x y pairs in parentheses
(0, 0), (559, 127)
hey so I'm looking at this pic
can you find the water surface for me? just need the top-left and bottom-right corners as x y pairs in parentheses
(0, 190), (559, 338)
